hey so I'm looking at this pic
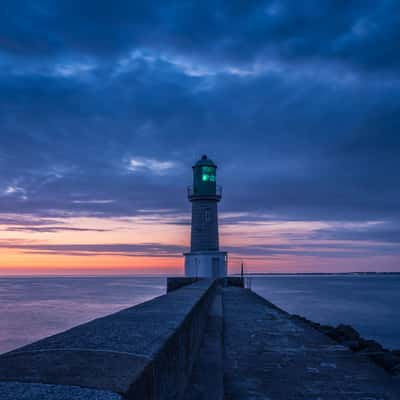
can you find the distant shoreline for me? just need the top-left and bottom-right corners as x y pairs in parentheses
(236, 272), (400, 276)
(1, 271), (400, 278)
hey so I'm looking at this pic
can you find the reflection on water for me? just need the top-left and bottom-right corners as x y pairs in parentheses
(0, 277), (165, 354)
(252, 274), (400, 349)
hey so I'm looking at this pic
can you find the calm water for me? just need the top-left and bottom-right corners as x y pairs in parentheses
(1, 275), (399, 355)
(0, 276), (165, 354)
(252, 274), (400, 349)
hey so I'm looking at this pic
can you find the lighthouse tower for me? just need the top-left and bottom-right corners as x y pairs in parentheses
(184, 155), (227, 278)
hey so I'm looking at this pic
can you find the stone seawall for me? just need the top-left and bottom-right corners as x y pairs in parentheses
(0, 279), (217, 400)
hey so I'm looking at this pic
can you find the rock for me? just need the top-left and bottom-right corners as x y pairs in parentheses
(358, 339), (384, 353)
(316, 324), (361, 343)
(335, 324), (361, 341)
(391, 363), (400, 376)
(318, 325), (335, 335)
(291, 314), (308, 323)
(391, 350), (400, 357)
(318, 325), (338, 339)
(370, 352), (400, 372)
(342, 340), (363, 351)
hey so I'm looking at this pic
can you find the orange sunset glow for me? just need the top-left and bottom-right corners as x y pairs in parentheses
(1, 212), (398, 275)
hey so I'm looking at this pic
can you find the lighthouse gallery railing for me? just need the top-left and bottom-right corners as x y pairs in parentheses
(187, 185), (222, 197)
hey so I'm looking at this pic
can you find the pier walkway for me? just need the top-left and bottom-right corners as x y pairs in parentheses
(221, 286), (400, 400)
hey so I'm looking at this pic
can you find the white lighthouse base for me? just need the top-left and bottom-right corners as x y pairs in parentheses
(184, 251), (227, 278)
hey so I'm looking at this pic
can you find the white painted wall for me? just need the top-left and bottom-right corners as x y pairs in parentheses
(184, 251), (227, 278)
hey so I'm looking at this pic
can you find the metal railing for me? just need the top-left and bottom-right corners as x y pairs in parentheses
(187, 185), (222, 197)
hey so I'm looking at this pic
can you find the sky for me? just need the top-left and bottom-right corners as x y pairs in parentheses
(0, 0), (399, 275)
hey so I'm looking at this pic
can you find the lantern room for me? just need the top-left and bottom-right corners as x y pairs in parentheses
(192, 155), (217, 196)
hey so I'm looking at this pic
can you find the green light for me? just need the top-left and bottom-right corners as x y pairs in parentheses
(201, 166), (216, 183)
(202, 174), (216, 182)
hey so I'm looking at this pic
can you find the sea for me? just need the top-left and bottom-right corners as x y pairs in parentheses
(1, 274), (399, 354)
(251, 274), (400, 350)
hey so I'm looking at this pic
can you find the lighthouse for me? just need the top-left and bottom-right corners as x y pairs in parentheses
(184, 155), (227, 278)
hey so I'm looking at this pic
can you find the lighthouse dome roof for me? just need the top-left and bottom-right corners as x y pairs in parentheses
(193, 154), (217, 168)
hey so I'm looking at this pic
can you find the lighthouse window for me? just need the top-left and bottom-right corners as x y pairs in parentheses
(202, 166), (216, 182)
(202, 174), (216, 182)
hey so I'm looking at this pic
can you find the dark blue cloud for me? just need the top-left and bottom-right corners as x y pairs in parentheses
(310, 222), (400, 243)
(0, 242), (184, 257)
(0, 0), (399, 256)
(1, 1), (399, 74)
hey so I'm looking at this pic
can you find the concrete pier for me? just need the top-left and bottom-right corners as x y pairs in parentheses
(1, 279), (399, 399)
(222, 287), (400, 399)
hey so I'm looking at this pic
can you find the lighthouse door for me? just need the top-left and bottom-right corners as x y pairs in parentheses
(212, 257), (219, 278)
